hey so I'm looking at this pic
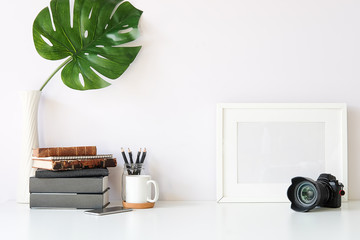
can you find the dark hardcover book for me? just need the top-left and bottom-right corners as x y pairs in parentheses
(30, 190), (109, 209)
(35, 168), (109, 178)
(32, 158), (117, 171)
(29, 176), (109, 193)
(32, 146), (97, 157)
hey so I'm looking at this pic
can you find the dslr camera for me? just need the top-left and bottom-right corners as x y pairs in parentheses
(287, 173), (345, 212)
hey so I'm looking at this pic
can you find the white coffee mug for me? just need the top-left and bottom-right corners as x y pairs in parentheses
(125, 175), (159, 203)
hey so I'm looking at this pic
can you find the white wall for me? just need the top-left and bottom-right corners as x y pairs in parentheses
(1, 0), (360, 202)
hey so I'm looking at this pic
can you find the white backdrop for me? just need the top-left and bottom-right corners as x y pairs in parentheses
(1, 0), (360, 203)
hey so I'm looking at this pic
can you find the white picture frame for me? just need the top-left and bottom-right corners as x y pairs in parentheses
(216, 103), (347, 203)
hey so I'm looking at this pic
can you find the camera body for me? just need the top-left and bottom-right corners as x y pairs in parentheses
(316, 174), (344, 208)
(287, 173), (345, 212)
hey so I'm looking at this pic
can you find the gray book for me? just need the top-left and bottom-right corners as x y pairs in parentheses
(29, 176), (108, 193)
(35, 168), (109, 178)
(30, 190), (109, 209)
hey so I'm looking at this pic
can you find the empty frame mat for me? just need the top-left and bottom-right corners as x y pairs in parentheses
(217, 103), (347, 202)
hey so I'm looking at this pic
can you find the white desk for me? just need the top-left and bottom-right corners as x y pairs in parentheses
(1, 201), (359, 240)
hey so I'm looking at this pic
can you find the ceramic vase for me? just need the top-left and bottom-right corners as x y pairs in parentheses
(17, 90), (41, 203)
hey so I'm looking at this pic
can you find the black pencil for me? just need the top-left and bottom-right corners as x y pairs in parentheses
(140, 148), (147, 163)
(121, 147), (132, 175)
(135, 148), (141, 164)
(132, 148), (142, 174)
(128, 148), (134, 164)
(121, 147), (129, 164)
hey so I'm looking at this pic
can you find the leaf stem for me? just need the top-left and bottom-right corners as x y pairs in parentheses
(39, 57), (73, 91)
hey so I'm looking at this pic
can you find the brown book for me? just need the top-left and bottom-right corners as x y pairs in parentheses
(32, 146), (97, 157)
(32, 158), (117, 171)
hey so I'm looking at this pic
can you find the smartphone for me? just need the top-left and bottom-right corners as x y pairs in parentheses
(84, 206), (133, 216)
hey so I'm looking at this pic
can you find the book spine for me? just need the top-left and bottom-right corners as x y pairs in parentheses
(52, 158), (117, 171)
(30, 191), (109, 209)
(34, 154), (113, 160)
(29, 176), (108, 193)
(35, 168), (109, 178)
(32, 146), (97, 157)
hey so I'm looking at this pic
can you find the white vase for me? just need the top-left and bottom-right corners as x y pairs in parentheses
(17, 90), (41, 204)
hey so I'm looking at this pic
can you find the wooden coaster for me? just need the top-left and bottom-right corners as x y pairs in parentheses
(123, 201), (155, 209)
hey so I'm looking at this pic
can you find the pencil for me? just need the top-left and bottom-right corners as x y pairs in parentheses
(121, 147), (129, 164)
(140, 148), (147, 163)
(128, 148), (134, 164)
(121, 147), (132, 175)
(135, 148), (141, 164)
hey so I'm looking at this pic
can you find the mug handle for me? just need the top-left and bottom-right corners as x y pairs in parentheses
(146, 180), (159, 203)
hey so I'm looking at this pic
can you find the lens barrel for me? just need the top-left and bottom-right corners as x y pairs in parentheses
(287, 177), (330, 212)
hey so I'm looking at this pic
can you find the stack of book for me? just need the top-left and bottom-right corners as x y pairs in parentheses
(29, 146), (117, 209)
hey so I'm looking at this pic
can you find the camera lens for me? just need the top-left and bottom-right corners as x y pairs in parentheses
(287, 176), (322, 212)
(296, 182), (318, 206)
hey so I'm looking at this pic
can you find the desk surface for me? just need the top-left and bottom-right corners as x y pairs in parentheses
(1, 201), (359, 240)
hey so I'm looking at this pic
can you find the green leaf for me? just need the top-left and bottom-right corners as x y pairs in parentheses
(33, 0), (142, 90)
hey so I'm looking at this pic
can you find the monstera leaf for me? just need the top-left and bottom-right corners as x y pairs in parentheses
(33, 0), (142, 90)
